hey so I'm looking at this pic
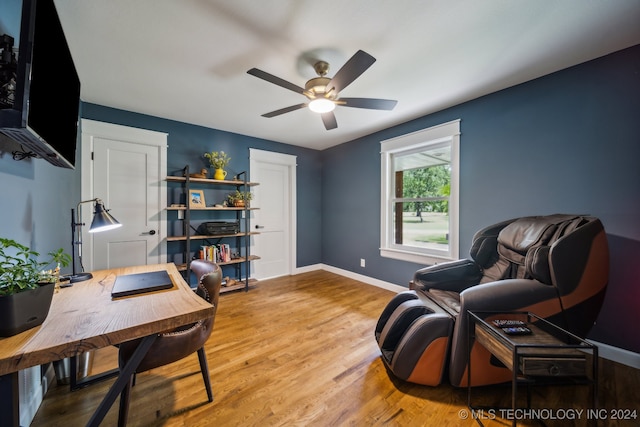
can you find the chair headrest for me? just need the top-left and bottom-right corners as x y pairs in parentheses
(501, 214), (584, 254)
(498, 215), (579, 255)
(472, 214), (588, 284)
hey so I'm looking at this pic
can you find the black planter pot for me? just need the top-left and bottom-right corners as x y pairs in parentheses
(0, 283), (55, 337)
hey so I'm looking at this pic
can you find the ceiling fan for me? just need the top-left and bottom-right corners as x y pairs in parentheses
(247, 50), (397, 130)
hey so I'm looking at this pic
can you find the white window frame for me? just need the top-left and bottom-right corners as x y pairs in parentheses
(380, 119), (461, 265)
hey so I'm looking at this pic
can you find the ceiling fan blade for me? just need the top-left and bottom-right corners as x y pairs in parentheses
(326, 50), (376, 94)
(321, 111), (338, 130)
(339, 97), (398, 110)
(247, 68), (305, 95)
(261, 103), (307, 118)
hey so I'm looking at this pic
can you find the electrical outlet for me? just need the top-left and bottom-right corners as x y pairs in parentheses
(360, 258), (366, 268)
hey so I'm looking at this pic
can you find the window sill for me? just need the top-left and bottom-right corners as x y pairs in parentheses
(380, 248), (453, 266)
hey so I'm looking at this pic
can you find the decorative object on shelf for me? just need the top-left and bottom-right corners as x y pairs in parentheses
(184, 168), (208, 179)
(69, 198), (122, 284)
(222, 276), (237, 288)
(204, 150), (231, 180)
(213, 169), (227, 180)
(0, 238), (71, 336)
(226, 190), (253, 208)
(189, 189), (206, 208)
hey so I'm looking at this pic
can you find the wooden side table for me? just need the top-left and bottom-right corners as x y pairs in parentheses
(467, 311), (598, 427)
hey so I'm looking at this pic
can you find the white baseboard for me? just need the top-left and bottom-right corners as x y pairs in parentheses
(588, 340), (640, 369)
(294, 263), (406, 293)
(295, 263), (640, 369)
(293, 263), (324, 275)
(320, 264), (406, 293)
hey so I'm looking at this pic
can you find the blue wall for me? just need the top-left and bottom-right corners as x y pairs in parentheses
(80, 105), (323, 268)
(322, 45), (640, 353)
(0, 143), (79, 270)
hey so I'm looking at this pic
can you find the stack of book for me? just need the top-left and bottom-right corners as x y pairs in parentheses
(200, 244), (232, 263)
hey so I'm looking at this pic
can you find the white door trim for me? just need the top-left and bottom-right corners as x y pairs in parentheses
(80, 119), (168, 271)
(249, 148), (297, 276)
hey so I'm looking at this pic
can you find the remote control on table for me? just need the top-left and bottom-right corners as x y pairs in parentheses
(493, 319), (526, 328)
(502, 326), (532, 335)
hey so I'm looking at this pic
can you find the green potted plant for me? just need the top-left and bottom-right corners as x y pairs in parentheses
(226, 190), (253, 208)
(0, 238), (71, 337)
(204, 150), (231, 180)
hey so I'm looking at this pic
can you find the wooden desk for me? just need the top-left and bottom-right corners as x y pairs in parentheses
(0, 263), (214, 426)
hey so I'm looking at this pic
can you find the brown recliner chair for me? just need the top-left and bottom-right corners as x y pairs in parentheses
(375, 214), (609, 387)
(117, 260), (222, 425)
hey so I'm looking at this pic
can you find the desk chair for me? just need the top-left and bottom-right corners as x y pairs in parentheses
(117, 260), (222, 425)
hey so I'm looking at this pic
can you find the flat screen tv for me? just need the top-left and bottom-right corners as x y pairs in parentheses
(0, 0), (80, 169)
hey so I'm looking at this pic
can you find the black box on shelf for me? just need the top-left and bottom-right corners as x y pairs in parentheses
(196, 221), (239, 236)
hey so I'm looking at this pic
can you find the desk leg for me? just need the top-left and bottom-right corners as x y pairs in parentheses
(86, 334), (157, 427)
(70, 353), (119, 392)
(0, 372), (19, 427)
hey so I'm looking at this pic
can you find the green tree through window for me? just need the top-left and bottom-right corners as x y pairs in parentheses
(403, 165), (450, 221)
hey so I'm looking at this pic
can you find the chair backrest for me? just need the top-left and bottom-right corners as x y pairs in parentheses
(470, 214), (609, 336)
(191, 260), (222, 330)
(118, 261), (222, 372)
(473, 214), (588, 285)
(191, 260), (222, 307)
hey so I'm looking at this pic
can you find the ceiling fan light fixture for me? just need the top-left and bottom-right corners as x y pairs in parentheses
(308, 98), (335, 113)
(248, 50), (397, 129)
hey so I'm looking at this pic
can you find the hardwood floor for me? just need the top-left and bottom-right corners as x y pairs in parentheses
(31, 270), (639, 426)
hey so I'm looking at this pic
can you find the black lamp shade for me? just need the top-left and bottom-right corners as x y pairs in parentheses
(89, 201), (122, 233)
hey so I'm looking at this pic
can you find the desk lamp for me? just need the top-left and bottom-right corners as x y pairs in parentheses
(68, 198), (122, 283)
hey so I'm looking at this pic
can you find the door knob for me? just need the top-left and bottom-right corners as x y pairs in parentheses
(255, 225), (265, 229)
(143, 230), (156, 235)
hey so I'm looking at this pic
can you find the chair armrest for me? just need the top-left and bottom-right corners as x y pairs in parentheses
(448, 279), (562, 387)
(413, 259), (483, 293)
(460, 278), (559, 313)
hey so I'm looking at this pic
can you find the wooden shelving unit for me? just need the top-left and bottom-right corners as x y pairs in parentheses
(166, 176), (259, 186)
(166, 167), (259, 293)
(167, 206), (259, 211)
(166, 232), (259, 242)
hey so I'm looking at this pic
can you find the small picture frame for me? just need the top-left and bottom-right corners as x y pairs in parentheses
(189, 190), (206, 208)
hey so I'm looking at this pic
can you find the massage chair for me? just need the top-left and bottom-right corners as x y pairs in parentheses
(375, 214), (609, 387)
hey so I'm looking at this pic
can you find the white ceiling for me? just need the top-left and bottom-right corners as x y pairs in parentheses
(54, 0), (640, 151)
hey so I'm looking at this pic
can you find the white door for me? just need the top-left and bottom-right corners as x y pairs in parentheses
(80, 120), (167, 271)
(249, 149), (296, 280)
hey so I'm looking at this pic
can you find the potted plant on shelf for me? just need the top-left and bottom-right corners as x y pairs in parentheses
(204, 150), (231, 180)
(0, 238), (71, 337)
(226, 190), (253, 208)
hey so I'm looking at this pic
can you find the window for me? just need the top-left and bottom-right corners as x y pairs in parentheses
(380, 120), (460, 264)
